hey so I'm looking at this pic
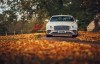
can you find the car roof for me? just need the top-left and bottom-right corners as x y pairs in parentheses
(52, 15), (73, 17)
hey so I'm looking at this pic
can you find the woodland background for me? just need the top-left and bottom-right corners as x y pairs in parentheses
(0, 0), (100, 35)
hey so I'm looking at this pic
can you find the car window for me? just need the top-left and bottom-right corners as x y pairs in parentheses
(50, 16), (74, 22)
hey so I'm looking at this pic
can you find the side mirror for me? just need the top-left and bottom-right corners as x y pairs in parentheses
(45, 19), (49, 22)
(75, 19), (79, 22)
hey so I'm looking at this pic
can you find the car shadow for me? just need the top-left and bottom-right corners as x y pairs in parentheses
(44, 36), (100, 46)
(51, 36), (73, 38)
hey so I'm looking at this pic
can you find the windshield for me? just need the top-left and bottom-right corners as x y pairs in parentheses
(50, 16), (74, 22)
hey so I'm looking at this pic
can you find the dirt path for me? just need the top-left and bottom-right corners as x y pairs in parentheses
(43, 36), (100, 46)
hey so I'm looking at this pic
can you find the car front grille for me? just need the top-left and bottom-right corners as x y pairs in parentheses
(54, 26), (69, 30)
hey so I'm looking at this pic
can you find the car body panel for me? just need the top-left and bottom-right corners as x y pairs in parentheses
(46, 15), (78, 37)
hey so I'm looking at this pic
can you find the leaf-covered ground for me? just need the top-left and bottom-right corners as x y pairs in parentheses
(0, 31), (100, 64)
(77, 31), (100, 42)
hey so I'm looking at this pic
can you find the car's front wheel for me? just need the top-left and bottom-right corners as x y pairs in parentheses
(72, 34), (78, 38)
(46, 34), (52, 37)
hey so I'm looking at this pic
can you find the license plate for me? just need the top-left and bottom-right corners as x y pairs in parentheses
(58, 31), (66, 33)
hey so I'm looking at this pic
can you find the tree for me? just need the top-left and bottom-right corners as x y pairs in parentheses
(0, 0), (100, 34)
(81, 0), (100, 31)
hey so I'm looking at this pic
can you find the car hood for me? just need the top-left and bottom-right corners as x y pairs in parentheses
(47, 21), (76, 26)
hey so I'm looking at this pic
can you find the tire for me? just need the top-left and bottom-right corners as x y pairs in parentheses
(72, 34), (78, 38)
(46, 34), (52, 37)
(72, 31), (78, 37)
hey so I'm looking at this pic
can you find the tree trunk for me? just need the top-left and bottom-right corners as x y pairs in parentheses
(94, 13), (100, 31)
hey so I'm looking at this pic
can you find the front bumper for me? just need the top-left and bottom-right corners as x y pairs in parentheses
(46, 30), (78, 36)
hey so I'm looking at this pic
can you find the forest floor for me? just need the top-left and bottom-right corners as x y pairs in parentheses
(0, 31), (100, 64)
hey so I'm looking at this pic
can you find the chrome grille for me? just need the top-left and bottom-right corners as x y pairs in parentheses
(54, 26), (69, 30)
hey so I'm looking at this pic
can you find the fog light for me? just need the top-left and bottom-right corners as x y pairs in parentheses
(50, 26), (53, 29)
(47, 30), (51, 33)
(72, 26), (74, 28)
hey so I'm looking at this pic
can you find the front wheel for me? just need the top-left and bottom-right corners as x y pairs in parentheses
(72, 34), (78, 38)
(46, 34), (52, 37)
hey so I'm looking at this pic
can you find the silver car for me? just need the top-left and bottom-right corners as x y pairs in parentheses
(46, 15), (78, 37)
